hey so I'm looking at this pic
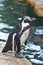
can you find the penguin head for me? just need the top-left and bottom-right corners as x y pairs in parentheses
(21, 16), (36, 30)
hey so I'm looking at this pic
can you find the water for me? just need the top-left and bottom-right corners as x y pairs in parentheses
(0, 0), (43, 65)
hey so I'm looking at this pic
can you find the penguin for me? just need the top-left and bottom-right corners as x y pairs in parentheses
(2, 16), (36, 55)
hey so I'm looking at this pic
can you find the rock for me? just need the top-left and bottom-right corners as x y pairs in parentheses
(0, 53), (32, 65)
(26, 0), (35, 7)
(26, 0), (43, 17)
(34, 4), (43, 17)
(0, 41), (32, 65)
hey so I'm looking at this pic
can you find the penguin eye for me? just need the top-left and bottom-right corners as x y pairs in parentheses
(24, 19), (30, 23)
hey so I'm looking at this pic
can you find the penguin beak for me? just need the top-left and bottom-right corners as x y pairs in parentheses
(31, 18), (36, 21)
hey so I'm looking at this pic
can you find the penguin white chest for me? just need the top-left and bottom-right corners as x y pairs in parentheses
(20, 28), (30, 46)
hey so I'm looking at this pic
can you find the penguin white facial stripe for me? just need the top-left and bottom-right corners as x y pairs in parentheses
(21, 17), (30, 30)
(23, 16), (36, 21)
(22, 22), (29, 30)
(23, 16), (32, 21)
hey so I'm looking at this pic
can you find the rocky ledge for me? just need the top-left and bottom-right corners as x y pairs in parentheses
(0, 41), (32, 65)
